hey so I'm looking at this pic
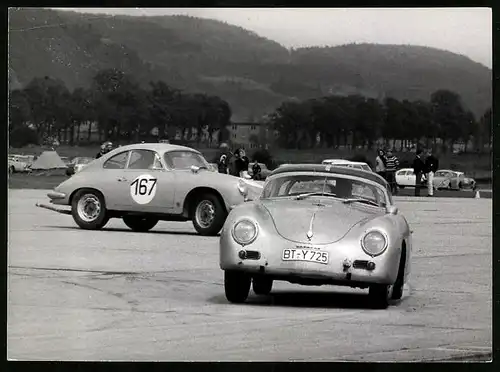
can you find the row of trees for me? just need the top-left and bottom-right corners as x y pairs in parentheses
(267, 91), (492, 152)
(9, 69), (232, 147)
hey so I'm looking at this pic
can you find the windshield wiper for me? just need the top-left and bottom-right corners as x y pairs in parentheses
(295, 192), (338, 200)
(342, 198), (380, 207)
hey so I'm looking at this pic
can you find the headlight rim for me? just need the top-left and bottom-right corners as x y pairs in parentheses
(360, 229), (388, 257)
(237, 180), (248, 197)
(231, 218), (258, 246)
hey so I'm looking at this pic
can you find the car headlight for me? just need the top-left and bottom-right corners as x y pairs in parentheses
(361, 230), (388, 256)
(232, 219), (258, 245)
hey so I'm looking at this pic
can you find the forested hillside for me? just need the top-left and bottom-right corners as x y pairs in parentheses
(9, 7), (492, 121)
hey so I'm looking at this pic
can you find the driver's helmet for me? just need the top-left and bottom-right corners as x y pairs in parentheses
(101, 141), (113, 153)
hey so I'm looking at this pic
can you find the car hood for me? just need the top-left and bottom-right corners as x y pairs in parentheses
(260, 198), (384, 244)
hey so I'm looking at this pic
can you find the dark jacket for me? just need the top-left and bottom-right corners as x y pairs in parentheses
(252, 162), (261, 175)
(233, 156), (249, 176)
(425, 155), (439, 173)
(412, 155), (425, 174)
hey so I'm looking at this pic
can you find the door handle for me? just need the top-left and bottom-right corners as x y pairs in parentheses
(117, 177), (128, 182)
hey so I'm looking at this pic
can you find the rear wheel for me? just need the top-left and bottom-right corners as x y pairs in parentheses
(192, 193), (227, 236)
(71, 189), (109, 230)
(224, 271), (251, 303)
(368, 284), (391, 309)
(252, 276), (273, 295)
(123, 215), (159, 232)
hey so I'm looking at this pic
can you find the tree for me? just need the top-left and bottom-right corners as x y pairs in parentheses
(8, 89), (31, 134)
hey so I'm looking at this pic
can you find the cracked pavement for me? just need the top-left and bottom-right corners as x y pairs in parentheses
(7, 189), (492, 361)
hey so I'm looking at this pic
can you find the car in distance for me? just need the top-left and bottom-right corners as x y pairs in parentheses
(247, 162), (272, 180)
(66, 157), (94, 176)
(322, 159), (372, 172)
(36, 143), (263, 236)
(433, 169), (475, 190)
(8, 155), (32, 173)
(220, 164), (412, 309)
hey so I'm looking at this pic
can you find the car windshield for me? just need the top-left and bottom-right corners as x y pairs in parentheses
(164, 150), (208, 170)
(261, 173), (388, 207)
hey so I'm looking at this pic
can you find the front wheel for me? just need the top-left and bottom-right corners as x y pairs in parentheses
(71, 189), (109, 230)
(123, 215), (159, 232)
(224, 271), (251, 303)
(368, 284), (391, 309)
(252, 276), (273, 295)
(192, 193), (227, 236)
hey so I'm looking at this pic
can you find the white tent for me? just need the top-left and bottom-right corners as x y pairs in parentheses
(31, 151), (67, 170)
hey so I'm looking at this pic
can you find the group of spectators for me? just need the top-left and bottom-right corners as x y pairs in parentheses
(375, 148), (439, 197)
(213, 143), (263, 180)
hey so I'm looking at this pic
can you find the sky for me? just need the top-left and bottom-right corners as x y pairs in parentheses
(54, 7), (492, 68)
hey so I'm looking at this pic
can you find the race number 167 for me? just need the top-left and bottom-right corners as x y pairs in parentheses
(131, 177), (157, 196)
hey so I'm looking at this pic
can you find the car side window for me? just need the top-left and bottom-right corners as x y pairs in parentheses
(127, 150), (158, 170)
(407, 170), (414, 176)
(103, 151), (129, 169)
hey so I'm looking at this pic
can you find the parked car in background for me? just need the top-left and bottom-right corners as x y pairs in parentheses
(322, 159), (372, 172)
(433, 170), (475, 190)
(220, 164), (412, 309)
(66, 157), (94, 176)
(37, 143), (263, 236)
(8, 155), (32, 173)
(247, 162), (272, 180)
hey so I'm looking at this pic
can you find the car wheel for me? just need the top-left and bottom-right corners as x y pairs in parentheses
(368, 284), (391, 309)
(391, 248), (407, 300)
(192, 193), (227, 236)
(458, 182), (463, 190)
(71, 189), (109, 230)
(224, 270), (251, 304)
(123, 216), (159, 232)
(252, 276), (273, 295)
(9, 166), (15, 174)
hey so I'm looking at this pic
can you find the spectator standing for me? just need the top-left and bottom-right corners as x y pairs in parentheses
(214, 143), (231, 174)
(251, 160), (262, 180)
(384, 149), (400, 195)
(375, 149), (387, 181)
(425, 148), (439, 196)
(412, 149), (426, 196)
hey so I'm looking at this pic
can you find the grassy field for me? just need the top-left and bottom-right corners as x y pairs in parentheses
(9, 144), (492, 190)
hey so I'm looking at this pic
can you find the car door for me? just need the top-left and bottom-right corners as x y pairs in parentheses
(99, 150), (131, 210)
(406, 170), (416, 186)
(395, 170), (406, 185)
(122, 149), (175, 213)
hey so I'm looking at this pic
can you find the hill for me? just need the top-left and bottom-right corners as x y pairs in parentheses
(8, 7), (492, 121)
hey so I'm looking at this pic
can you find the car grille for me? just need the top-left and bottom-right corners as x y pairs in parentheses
(245, 251), (261, 260)
(353, 260), (369, 269)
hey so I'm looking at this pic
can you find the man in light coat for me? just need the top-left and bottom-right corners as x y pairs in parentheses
(424, 148), (439, 196)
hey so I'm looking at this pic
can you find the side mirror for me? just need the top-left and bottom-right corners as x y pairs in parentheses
(190, 165), (200, 173)
(386, 205), (398, 215)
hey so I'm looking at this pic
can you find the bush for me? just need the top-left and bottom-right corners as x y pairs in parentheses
(252, 149), (273, 168)
(348, 154), (373, 170)
(10, 126), (38, 148)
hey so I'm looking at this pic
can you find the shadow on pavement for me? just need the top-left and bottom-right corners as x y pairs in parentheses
(44, 225), (207, 237)
(209, 290), (405, 310)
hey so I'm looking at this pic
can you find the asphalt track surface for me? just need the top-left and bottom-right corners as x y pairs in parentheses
(8, 190), (492, 361)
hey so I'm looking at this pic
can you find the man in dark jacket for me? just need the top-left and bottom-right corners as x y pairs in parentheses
(96, 142), (113, 159)
(232, 148), (250, 177)
(214, 143), (231, 174)
(425, 148), (439, 196)
(251, 160), (262, 180)
(412, 149), (426, 196)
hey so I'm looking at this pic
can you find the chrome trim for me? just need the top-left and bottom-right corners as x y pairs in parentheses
(231, 219), (259, 246)
(47, 191), (66, 200)
(360, 229), (389, 257)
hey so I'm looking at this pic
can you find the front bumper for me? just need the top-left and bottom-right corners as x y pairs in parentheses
(47, 191), (69, 205)
(220, 232), (401, 286)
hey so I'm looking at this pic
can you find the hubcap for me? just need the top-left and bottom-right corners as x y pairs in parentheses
(77, 194), (101, 222)
(195, 200), (216, 228)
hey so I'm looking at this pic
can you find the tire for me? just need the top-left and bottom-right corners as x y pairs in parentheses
(391, 248), (406, 300)
(71, 189), (109, 230)
(192, 192), (227, 236)
(9, 166), (15, 174)
(224, 270), (251, 303)
(252, 276), (273, 295)
(123, 215), (159, 232)
(368, 284), (391, 309)
(458, 182), (463, 190)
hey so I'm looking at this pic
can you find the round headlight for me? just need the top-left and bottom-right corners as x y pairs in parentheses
(361, 230), (388, 256)
(232, 219), (258, 245)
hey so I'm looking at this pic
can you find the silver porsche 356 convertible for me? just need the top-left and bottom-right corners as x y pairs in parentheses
(220, 164), (413, 309)
(36, 143), (262, 236)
